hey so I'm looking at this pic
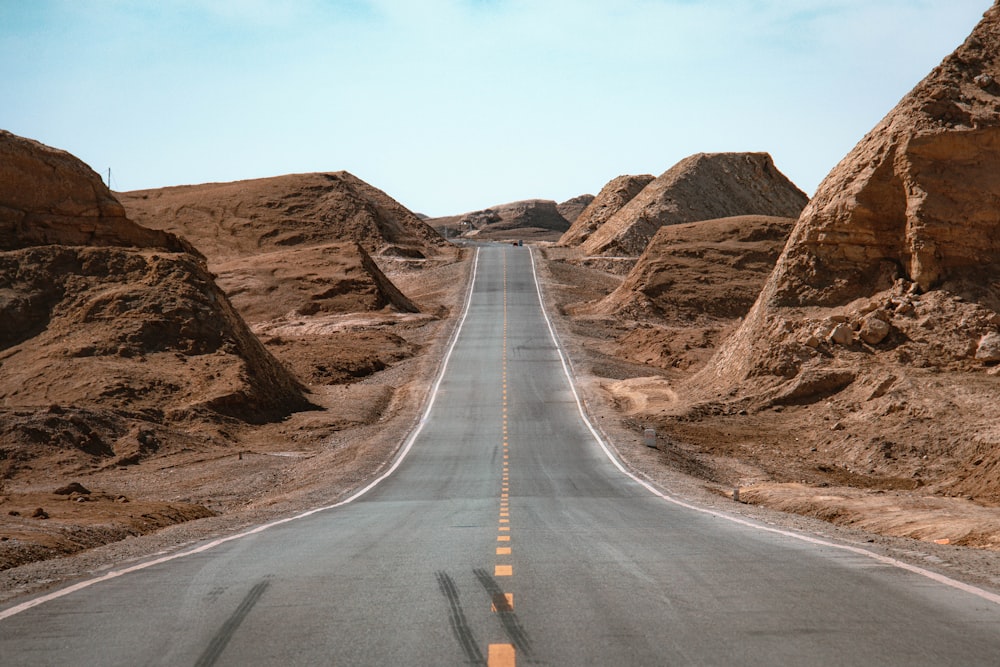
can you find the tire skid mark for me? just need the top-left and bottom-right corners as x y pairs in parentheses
(194, 579), (270, 667)
(437, 571), (486, 665)
(476, 568), (532, 657)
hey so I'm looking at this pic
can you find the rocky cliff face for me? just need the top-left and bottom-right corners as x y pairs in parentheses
(559, 174), (654, 247)
(579, 153), (807, 257)
(0, 131), (192, 254)
(763, 17), (1000, 306)
(674, 6), (1000, 505)
(702, 3), (1000, 393)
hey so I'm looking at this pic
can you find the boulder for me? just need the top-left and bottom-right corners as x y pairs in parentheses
(859, 314), (892, 345)
(976, 331), (1000, 361)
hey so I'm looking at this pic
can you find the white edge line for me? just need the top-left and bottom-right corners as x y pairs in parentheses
(0, 247), (483, 621)
(526, 245), (1000, 607)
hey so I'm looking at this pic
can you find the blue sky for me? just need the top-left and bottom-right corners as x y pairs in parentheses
(1, 1), (990, 216)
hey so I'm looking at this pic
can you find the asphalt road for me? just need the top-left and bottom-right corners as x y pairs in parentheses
(3, 244), (1000, 665)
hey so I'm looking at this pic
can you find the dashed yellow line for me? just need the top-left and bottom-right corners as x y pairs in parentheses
(488, 251), (516, 667)
(489, 643), (515, 666)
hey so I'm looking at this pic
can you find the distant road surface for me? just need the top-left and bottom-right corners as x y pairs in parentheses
(3, 244), (1000, 665)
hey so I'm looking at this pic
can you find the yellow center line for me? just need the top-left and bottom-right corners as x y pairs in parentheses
(497, 535), (510, 542)
(495, 564), (513, 577)
(491, 593), (514, 612)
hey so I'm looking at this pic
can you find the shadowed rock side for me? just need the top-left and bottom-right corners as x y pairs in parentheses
(559, 174), (654, 247)
(556, 194), (596, 224)
(215, 242), (419, 322)
(119, 171), (445, 261)
(579, 153), (807, 257)
(428, 199), (571, 241)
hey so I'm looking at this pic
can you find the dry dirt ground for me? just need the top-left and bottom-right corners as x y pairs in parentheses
(3, 243), (1000, 606)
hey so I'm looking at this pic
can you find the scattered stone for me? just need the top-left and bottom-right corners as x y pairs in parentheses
(31, 508), (49, 519)
(828, 323), (854, 346)
(115, 495), (129, 503)
(53, 482), (91, 495)
(859, 315), (892, 345)
(975, 73), (994, 89)
(975, 331), (1000, 361)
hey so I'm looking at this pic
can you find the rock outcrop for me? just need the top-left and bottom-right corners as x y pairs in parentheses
(556, 194), (596, 224)
(429, 199), (571, 240)
(578, 153), (807, 257)
(0, 131), (193, 254)
(590, 215), (795, 322)
(701, 4), (1000, 392)
(559, 174), (654, 247)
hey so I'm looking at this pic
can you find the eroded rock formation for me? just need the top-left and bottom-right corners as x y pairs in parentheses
(579, 153), (807, 257)
(559, 174), (654, 247)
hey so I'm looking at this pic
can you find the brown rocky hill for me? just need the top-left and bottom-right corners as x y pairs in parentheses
(579, 153), (807, 257)
(0, 131), (311, 480)
(429, 199), (571, 241)
(568, 215), (794, 374)
(119, 171), (445, 261)
(683, 4), (1000, 504)
(559, 174), (655, 247)
(120, 173), (454, 389)
(556, 194), (596, 224)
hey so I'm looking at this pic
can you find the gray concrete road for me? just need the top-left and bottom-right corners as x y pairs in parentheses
(2, 244), (1000, 666)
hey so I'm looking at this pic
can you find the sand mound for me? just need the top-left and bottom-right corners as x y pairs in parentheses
(579, 153), (807, 257)
(119, 171), (445, 261)
(120, 171), (447, 389)
(559, 174), (654, 247)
